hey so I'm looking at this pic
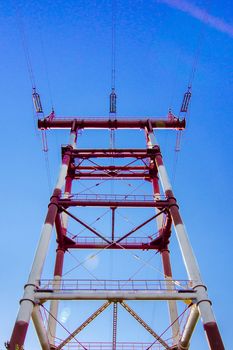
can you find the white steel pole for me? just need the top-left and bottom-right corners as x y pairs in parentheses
(48, 176), (74, 346)
(48, 129), (77, 346)
(145, 122), (224, 350)
(32, 305), (50, 350)
(179, 305), (199, 350)
(146, 129), (180, 344)
(9, 126), (77, 350)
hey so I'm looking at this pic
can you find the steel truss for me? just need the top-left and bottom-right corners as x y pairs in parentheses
(7, 117), (224, 350)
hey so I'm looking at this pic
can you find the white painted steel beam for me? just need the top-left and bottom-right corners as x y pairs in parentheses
(32, 305), (50, 350)
(35, 290), (196, 301)
(48, 128), (77, 345)
(120, 301), (170, 350)
(179, 305), (199, 350)
(146, 128), (180, 344)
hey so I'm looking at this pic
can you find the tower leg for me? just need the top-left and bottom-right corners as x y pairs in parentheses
(147, 135), (180, 344)
(145, 125), (225, 350)
(8, 127), (77, 350)
(160, 248), (180, 343)
(9, 188), (61, 350)
(48, 176), (73, 346)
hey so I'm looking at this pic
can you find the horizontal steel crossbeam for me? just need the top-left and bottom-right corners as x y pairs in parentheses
(38, 117), (185, 130)
(62, 147), (159, 159)
(64, 242), (158, 249)
(59, 199), (168, 208)
(35, 290), (196, 301)
(74, 172), (149, 179)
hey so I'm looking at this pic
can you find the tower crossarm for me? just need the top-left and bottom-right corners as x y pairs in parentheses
(62, 147), (160, 159)
(38, 117), (185, 130)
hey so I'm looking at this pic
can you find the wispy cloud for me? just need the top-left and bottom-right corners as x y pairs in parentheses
(158, 0), (233, 38)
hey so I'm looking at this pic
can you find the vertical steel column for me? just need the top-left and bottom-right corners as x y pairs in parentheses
(48, 175), (73, 347)
(48, 126), (77, 346)
(145, 122), (224, 350)
(146, 132), (180, 344)
(111, 207), (116, 241)
(9, 125), (77, 350)
(48, 127), (77, 347)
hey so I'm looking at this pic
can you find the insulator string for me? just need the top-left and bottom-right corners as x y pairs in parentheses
(111, 0), (116, 90)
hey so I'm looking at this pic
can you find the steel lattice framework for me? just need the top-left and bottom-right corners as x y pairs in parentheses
(7, 117), (224, 350)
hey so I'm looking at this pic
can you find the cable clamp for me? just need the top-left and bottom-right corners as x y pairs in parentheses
(19, 298), (35, 306)
(196, 299), (212, 307)
(24, 283), (37, 290)
(193, 284), (207, 291)
(168, 202), (179, 210)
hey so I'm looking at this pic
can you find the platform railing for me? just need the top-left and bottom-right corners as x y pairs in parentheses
(54, 341), (170, 349)
(68, 235), (156, 245)
(61, 193), (165, 201)
(38, 279), (194, 291)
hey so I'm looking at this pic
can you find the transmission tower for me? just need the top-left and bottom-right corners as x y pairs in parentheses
(7, 116), (224, 350)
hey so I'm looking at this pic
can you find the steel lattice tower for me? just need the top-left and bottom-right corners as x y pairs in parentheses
(7, 116), (224, 350)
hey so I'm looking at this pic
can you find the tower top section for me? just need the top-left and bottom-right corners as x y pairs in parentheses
(38, 116), (185, 130)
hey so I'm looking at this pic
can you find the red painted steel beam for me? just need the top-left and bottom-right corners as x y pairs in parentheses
(59, 199), (169, 208)
(75, 166), (148, 170)
(55, 213), (65, 247)
(62, 208), (111, 244)
(116, 210), (166, 244)
(74, 172), (148, 178)
(64, 242), (160, 250)
(38, 117), (185, 130)
(63, 148), (158, 159)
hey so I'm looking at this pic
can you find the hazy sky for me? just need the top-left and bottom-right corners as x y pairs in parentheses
(0, 0), (232, 349)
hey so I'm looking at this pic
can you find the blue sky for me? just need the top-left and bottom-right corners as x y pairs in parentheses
(0, 0), (232, 349)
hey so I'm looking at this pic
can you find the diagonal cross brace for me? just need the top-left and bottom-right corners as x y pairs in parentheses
(120, 301), (172, 350)
(116, 209), (167, 244)
(57, 301), (111, 349)
(61, 207), (111, 244)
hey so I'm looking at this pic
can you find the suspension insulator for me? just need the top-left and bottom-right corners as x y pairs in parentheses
(32, 88), (43, 113)
(47, 109), (55, 121)
(180, 89), (191, 113)
(109, 88), (117, 114)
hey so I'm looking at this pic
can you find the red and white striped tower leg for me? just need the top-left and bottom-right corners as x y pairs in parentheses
(145, 122), (225, 350)
(146, 131), (180, 344)
(8, 125), (77, 350)
(47, 175), (73, 348)
(48, 132), (77, 347)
